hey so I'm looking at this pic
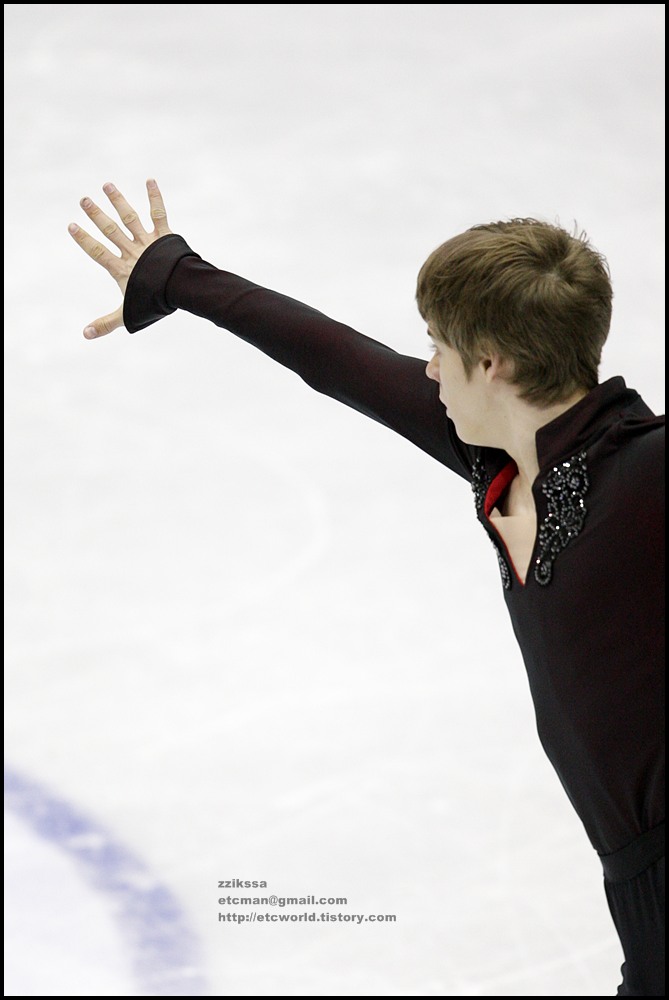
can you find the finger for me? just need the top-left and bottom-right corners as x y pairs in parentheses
(68, 222), (123, 277)
(83, 306), (124, 340)
(79, 196), (134, 252)
(102, 182), (148, 239)
(146, 178), (171, 236)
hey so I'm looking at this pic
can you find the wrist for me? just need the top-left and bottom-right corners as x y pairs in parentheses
(123, 234), (200, 333)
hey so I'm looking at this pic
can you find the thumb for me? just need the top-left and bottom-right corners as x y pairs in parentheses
(83, 306), (124, 340)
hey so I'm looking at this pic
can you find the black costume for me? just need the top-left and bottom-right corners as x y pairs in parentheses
(124, 234), (665, 995)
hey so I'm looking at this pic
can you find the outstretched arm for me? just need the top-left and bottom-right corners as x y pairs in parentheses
(69, 180), (475, 476)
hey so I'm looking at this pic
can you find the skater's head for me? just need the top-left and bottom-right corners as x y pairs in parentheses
(416, 218), (613, 407)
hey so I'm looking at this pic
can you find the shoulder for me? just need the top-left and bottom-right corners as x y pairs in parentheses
(609, 414), (664, 514)
(615, 411), (664, 464)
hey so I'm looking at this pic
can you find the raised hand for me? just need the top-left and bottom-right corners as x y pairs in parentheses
(68, 179), (172, 339)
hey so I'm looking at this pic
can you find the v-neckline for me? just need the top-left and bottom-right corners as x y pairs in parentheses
(483, 461), (539, 588)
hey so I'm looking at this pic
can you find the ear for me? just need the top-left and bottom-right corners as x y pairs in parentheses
(480, 352), (514, 383)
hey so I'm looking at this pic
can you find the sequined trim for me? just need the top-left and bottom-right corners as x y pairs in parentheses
(471, 457), (512, 590)
(471, 457), (489, 513)
(472, 451), (590, 589)
(533, 451), (589, 585)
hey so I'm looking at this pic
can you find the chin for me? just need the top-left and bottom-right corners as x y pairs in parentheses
(452, 419), (487, 447)
(448, 414), (467, 441)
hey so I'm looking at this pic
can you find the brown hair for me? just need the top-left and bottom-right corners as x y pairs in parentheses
(416, 219), (613, 405)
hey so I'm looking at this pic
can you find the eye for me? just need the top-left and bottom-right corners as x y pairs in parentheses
(428, 340), (439, 357)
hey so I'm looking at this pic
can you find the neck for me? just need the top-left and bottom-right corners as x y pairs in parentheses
(498, 388), (589, 498)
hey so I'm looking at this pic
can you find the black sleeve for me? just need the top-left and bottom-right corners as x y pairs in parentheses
(123, 233), (476, 478)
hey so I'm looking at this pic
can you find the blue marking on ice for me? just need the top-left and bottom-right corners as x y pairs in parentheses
(4, 766), (208, 997)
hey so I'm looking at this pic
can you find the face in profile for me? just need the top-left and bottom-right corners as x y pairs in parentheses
(425, 335), (494, 446)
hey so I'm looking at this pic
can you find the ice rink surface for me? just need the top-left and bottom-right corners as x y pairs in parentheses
(4, 4), (665, 996)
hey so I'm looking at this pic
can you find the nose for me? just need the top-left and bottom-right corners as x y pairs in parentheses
(425, 356), (440, 382)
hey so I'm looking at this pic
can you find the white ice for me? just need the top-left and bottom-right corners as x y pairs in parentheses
(4, 4), (664, 996)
